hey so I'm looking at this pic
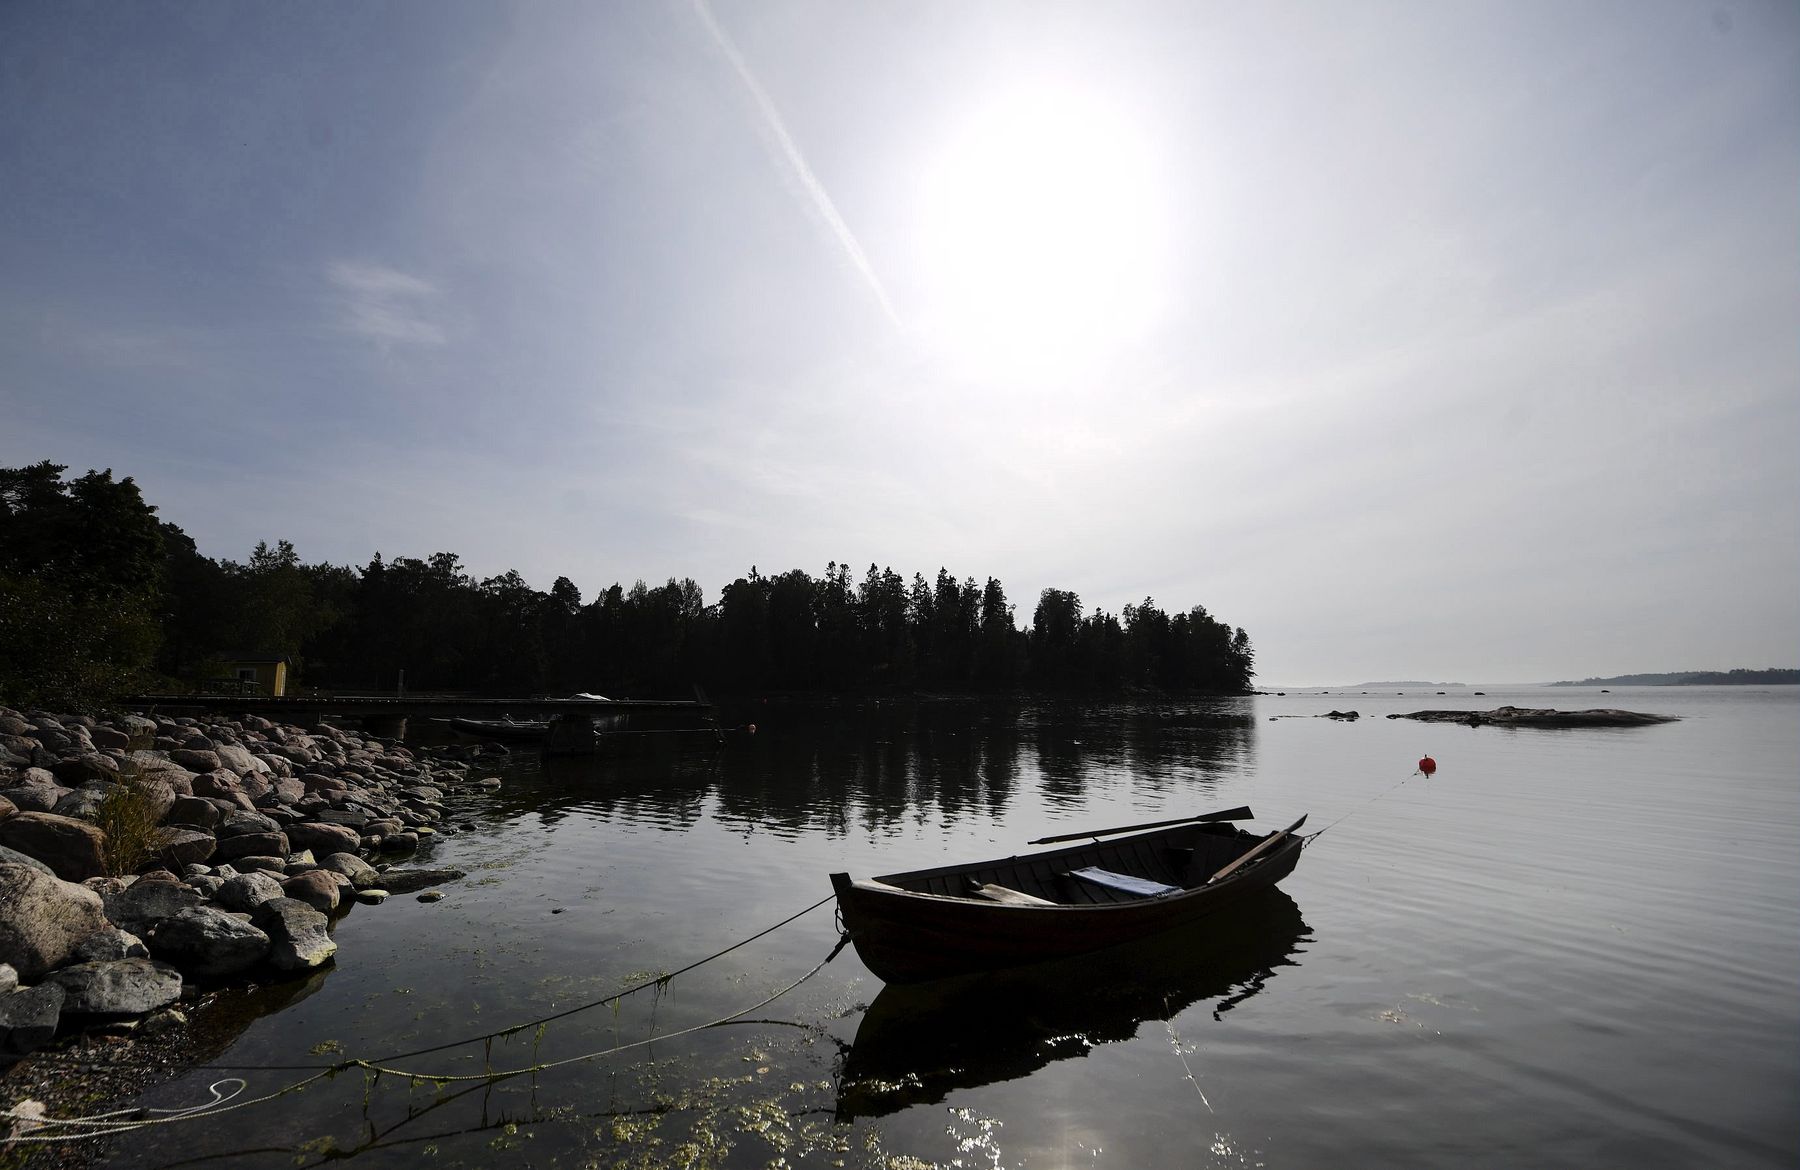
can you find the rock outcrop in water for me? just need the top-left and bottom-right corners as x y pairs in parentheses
(1386, 706), (1679, 727)
(0, 705), (497, 1060)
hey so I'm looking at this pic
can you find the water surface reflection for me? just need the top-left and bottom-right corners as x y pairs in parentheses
(835, 888), (1310, 1119)
(509, 697), (1258, 838)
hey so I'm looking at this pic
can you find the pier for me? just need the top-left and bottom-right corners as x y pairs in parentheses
(119, 693), (716, 753)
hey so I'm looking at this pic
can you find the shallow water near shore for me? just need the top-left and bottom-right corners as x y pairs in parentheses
(82, 686), (1800, 1168)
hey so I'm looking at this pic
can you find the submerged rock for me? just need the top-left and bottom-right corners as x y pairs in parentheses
(375, 866), (464, 894)
(1386, 706), (1679, 728)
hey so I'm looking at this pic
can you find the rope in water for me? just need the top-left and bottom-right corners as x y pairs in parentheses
(1302, 771), (1421, 846)
(4, 898), (845, 1145)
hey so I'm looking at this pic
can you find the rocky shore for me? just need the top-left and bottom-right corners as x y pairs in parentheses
(0, 705), (508, 1068)
(1385, 706), (1679, 727)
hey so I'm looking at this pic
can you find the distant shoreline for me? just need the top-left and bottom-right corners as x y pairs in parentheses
(1547, 669), (1798, 687)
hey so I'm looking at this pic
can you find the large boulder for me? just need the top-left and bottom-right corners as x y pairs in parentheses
(0, 812), (107, 882)
(191, 769), (244, 801)
(214, 870), (285, 913)
(164, 796), (221, 829)
(213, 832), (289, 863)
(125, 777), (179, 825)
(169, 749), (221, 773)
(46, 958), (182, 1015)
(279, 870), (341, 914)
(147, 907), (270, 978)
(51, 753), (120, 787)
(317, 852), (381, 889)
(51, 787), (107, 820)
(1, 786), (59, 814)
(216, 810), (281, 837)
(0, 846), (52, 876)
(0, 863), (109, 980)
(111, 715), (159, 747)
(88, 725), (130, 752)
(212, 743), (265, 775)
(252, 899), (337, 971)
(103, 880), (203, 938)
(70, 926), (149, 963)
(0, 982), (65, 1056)
(152, 827), (216, 869)
(285, 821), (362, 856)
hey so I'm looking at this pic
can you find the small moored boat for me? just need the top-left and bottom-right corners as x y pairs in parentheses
(829, 807), (1307, 984)
(443, 716), (549, 741)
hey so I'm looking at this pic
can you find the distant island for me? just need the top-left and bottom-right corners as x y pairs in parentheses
(1549, 668), (1798, 687)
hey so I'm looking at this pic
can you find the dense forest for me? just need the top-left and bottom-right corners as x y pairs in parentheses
(0, 462), (1255, 705)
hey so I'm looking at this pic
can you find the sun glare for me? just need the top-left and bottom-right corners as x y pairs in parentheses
(912, 84), (1172, 387)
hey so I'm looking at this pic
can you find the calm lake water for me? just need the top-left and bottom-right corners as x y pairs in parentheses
(103, 686), (1798, 1169)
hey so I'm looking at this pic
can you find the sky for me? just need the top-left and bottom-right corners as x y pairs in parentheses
(2, 0), (1796, 686)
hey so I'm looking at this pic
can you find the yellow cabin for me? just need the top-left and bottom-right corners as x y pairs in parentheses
(215, 655), (289, 697)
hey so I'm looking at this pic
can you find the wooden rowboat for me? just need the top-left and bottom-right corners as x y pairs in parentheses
(829, 807), (1307, 984)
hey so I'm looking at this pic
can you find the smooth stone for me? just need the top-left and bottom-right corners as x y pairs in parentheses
(279, 870), (341, 914)
(416, 890), (444, 903)
(354, 889), (388, 905)
(317, 852), (381, 889)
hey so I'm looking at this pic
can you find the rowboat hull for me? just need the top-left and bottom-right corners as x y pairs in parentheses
(830, 818), (1305, 984)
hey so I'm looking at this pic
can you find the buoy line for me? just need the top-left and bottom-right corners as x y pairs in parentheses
(4, 897), (846, 1146)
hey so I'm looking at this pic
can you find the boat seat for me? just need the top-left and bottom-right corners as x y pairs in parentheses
(1067, 867), (1182, 898)
(970, 882), (1056, 906)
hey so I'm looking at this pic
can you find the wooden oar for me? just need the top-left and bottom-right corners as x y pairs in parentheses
(1028, 805), (1254, 846)
(1206, 814), (1308, 884)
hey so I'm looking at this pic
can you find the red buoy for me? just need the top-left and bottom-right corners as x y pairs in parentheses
(1418, 754), (1437, 777)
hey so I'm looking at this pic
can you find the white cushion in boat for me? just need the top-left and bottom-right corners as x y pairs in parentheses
(1068, 867), (1181, 897)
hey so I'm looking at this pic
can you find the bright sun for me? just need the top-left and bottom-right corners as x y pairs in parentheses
(912, 84), (1172, 387)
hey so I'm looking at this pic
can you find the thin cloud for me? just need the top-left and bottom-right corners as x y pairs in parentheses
(326, 260), (446, 347)
(690, 0), (901, 330)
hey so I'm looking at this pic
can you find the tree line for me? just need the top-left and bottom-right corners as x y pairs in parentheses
(1, 462), (1255, 704)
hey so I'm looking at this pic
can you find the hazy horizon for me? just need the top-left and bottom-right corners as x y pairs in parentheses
(5, 1), (1796, 685)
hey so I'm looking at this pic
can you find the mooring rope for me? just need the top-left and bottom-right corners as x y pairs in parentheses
(4, 899), (846, 1145)
(1302, 772), (1419, 846)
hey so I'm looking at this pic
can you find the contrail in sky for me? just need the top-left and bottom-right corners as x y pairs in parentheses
(691, 0), (902, 330)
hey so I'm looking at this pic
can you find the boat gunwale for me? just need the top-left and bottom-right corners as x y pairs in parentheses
(836, 820), (1302, 912)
